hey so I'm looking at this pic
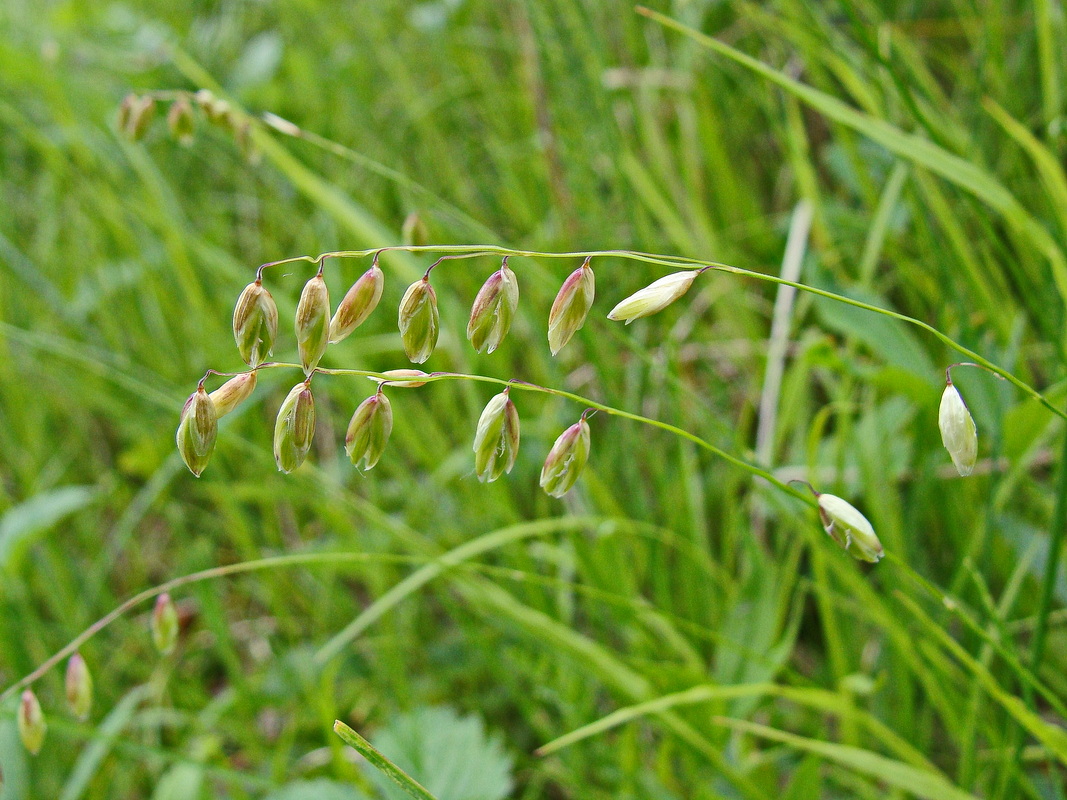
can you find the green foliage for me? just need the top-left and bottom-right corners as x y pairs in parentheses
(1, 0), (1066, 798)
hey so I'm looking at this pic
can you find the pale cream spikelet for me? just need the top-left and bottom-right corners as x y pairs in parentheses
(817, 493), (884, 563)
(939, 381), (978, 477)
(607, 270), (699, 324)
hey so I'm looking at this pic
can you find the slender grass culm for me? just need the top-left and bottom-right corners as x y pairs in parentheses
(4, 4), (1067, 798)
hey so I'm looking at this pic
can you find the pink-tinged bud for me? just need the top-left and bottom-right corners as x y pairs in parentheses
(65, 653), (93, 720)
(167, 97), (196, 145)
(17, 690), (46, 755)
(473, 391), (520, 483)
(208, 371), (258, 417)
(373, 369), (430, 389)
(398, 277), (440, 363)
(539, 418), (591, 497)
(402, 212), (430, 246)
(345, 392), (393, 470)
(296, 273), (331, 374)
(274, 382), (316, 473)
(607, 270), (699, 324)
(547, 260), (595, 355)
(330, 262), (384, 343)
(817, 493), (884, 563)
(176, 384), (218, 477)
(152, 593), (179, 654)
(939, 382), (977, 476)
(467, 261), (519, 354)
(233, 280), (278, 367)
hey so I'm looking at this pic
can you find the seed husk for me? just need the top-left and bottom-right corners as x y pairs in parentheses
(607, 270), (699, 324)
(17, 690), (46, 755)
(152, 593), (179, 654)
(274, 381), (316, 473)
(330, 262), (385, 343)
(467, 261), (519, 354)
(817, 493), (884, 563)
(547, 260), (595, 355)
(539, 418), (591, 497)
(296, 273), (331, 374)
(398, 277), (440, 363)
(176, 384), (218, 477)
(65, 653), (93, 720)
(345, 392), (394, 470)
(232, 280), (278, 367)
(473, 390), (520, 482)
(209, 371), (258, 417)
(938, 382), (978, 477)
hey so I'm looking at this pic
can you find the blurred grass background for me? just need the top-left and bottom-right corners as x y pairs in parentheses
(2, 0), (1067, 797)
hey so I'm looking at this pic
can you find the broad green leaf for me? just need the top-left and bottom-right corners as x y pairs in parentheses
(364, 707), (513, 800)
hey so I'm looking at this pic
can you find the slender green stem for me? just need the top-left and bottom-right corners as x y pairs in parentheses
(263, 362), (815, 506)
(0, 551), (429, 705)
(252, 244), (1064, 421)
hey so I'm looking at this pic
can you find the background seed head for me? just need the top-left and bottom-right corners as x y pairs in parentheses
(398, 277), (440, 363)
(817, 493), (884, 563)
(18, 690), (46, 755)
(539, 418), (591, 497)
(233, 281), (278, 367)
(473, 391), (520, 482)
(125, 95), (156, 140)
(467, 262), (519, 354)
(939, 383), (978, 476)
(274, 382), (316, 473)
(65, 653), (93, 720)
(607, 270), (699, 324)
(166, 97), (196, 145)
(195, 89), (233, 127)
(176, 385), (218, 477)
(295, 273), (331, 374)
(152, 593), (179, 655)
(547, 262), (595, 356)
(116, 93), (138, 133)
(331, 262), (385, 343)
(345, 393), (393, 470)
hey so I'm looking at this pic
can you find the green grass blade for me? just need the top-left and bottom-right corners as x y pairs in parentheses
(636, 6), (1067, 308)
(332, 721), (438, 800)
(716, 717), (981, 800)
